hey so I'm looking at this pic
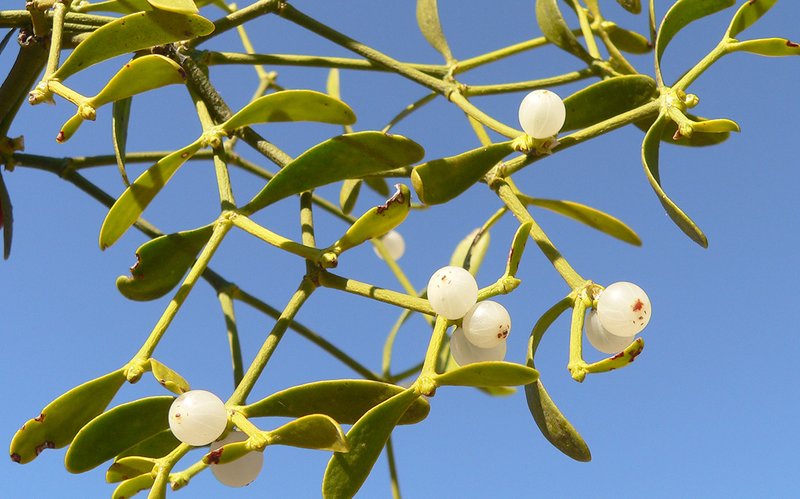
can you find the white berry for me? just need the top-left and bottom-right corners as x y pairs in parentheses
(168, 390), (228, 446)
(210, 431), (264, 487)
(461, 300), (511, 349)
(427, 266), (479, 320)
(372, 230), (405, 261)
(596, 281), (651, 338)
(585, 309), (633, 354)
(450, 327), (506, 366)
(518, 89), (566, 139)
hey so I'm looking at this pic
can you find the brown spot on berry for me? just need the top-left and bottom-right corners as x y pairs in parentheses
(10, 453), (21, 463)
(632, 299), (644, 312)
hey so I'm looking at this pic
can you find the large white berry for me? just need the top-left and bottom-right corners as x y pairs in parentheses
(518, 89), (566, 139)
(210, 431), (264, 487)
(461, 300), (511, 349)
(450, 327), (506, 366)
(373, 230), (405, 261)
(427, 266), (479, 320)
(168, 390), (228, 446)
(585, 309), (633, 354)
(596, 281), (651, 338)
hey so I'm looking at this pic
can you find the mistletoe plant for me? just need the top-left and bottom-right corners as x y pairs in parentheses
(1, 0), (797, 497)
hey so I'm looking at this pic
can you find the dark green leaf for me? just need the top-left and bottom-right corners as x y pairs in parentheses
(536, 0), (594, 63)
(615, 0), (641, 14)
(220, 90), (356, 132)
(525, 381), (591, 461)
(65, 396), (173, 473)
(364, 177), (391, 197)
(116, 224), (214, 301)
(322, 389), (420, 498)
(116, 429), (180, 459)
(411, 141), (514, 205)
(604, 22), (652, 53)
(243, 132), (424, 214)
(562, 75), (657, 132)
(416, 0), (455, 62)
(112, 97), (133, 186)
(727, 0), (778, 37)
(729, 38), (800, 57)
(339, 179), (361, 215)
(0, 169), (13, 259)
(434, 361), (539, 387)
(521, 196), (641, 245)
(9, 369), (126, 464)
(268, 415), (348, 452)
(242, 379), (429, 425)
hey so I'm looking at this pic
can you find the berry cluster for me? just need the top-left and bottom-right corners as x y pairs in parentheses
(585, 282), (652, 354)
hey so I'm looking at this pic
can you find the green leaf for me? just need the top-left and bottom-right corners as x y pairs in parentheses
(87, 55), (186, 109)
(106, 456), (156, 483)
(536, 0), (594, 63)
(9, 369), (126, 464)
(332, 184), (411, 253)
(112, 474), (155, 499)
(416, 0), (455, 62)
(268, 415), (348, 452)
(0, 169), (13, 259)
(220, 90), (356, 132)
(116, 429), (180, 459)
(113, 97), (133, 186)
(729, 38), (800, 57)
(434, 361), (539, 387)
(65, 396), (173, 473)
(242, 379), (430, 426)
(520, 196), (642, 245)
(562, 75), (657, 132)
(655, 0), (736, 81)
(636, 112), (733, 147)
(687, 117), (739, 134)
(525, 381), (591, 461)
(147, 0), (198, 15)
(56, 113), (85, 143)
(449, 227), (490, 276)
(615, 0), (641, 14)
(642, 114), (708, 247)
(77, 0), (153, 13)
(603, 22), (652, 54)
(339, 179), (361, 215)
(99, 138), (203, 249)
(506, 221), (533, 277)
(243, 132), (424, 214)
(52, 10), (214, 81)
(149, 359), (190, 394)
(727, 0), (778, 37)
(202, 438), (251, 465)
(322, 389), (420, 498)
(411, 141), (514, 205)
(115, 224), (214, 301)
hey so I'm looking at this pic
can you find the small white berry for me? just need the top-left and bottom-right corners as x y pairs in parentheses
(450, 327), (506, 366)
(168, 390), (228, 446)
(585, 309), (634, 354)
(372, 230), (405, 261)
(518, 89), (566, 139)
(210, 431), (264, 487)
(461, 300), (511, 349)
(596, 281), (651, 338)
(427, 266), (479, 320)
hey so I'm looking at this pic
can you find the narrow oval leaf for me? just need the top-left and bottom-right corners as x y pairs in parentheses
(506, 221), (533, 277)
(243, 132), (424, 214)
(116, 224), (214, 301)
(434, 361), (538, 387)
(536, 0), (594, 63)
(322, 389), (420, 498)
(339, 179), (361, 215)
(87, 55), (186, 109)
(112, 474), (155, 499)
(0, 169), (13, 259)
(521, 196), (641, 245)
(106, 456), (156, 483)
(642, 114), (708, 247)
(147, 0), (198, 15)
(78, 0), (153, 13)
(56, 113), (85, 144)
(149, 359), (190, 394)
(99, 139), (203, 249)
(615, 0), (642, 14)
(333, 184), (411, 253)
(416, 0), (455, 62)
(364, 177), (390, 197)
(730, 38), (800, 57)
(727, 0), (778, 37)
(113, 97), (133, 186)
(242, 379), (429, 426)
(525, 381), (591, 461)
(268, 415), (348, 452)
(9, 369), (126, 464)
(636, 112), (732, 147)
(688, 117), (739, 134)
(203, 439), (251, 466)
(449, 227), (490, 276)
(220, 90), (356, 132)
(116, 429), (180, 459)
(65, 396), (173, 473)
(53, 10), (213, 81)
(562, 75), (657, 132)
(411, 141), (514, 205)
(604, 22), (652, 54)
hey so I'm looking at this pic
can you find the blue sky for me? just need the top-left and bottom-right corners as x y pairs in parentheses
(2, 1), (799, 497)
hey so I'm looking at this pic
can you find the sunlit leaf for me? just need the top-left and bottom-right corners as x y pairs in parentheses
(562, 75), (657, 132)
(116, 429), (180, 459)
(116, 224), (214, 301)
(434, 361), (538, 387)
(416, 0), (455, 62)
(449, 227), (490, 276)
(112, 474), (154, 499)
(729, 38), (800, 57)
(106, 456), (155, 483)
(268, 415), (348, 452)
(10, 369), (126, 464)
(149, 359), (190, 394)
(636, 112), (733, 147)
(333, 184), (411, 253)
(220, 90), (356, 132)
(87, 55), (186, 109)
(536, 0), (594, 63)
(147, 0), (198, 15)
(339, 179), (361, 215)
(65, 396), (173, 473)
(727, 0), (778, 37)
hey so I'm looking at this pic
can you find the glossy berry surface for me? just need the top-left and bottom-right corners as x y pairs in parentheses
(168, 390), (228, 447)
(373, 230), (405, 261)
(518, 89), (566, 139)
(585, 309), (633, 354)
(211, 431), (264, 487)
(426, 266), (478, 320)
(596, 281), (652, 338)
(450, 327), (506, 366)
(461, 300), (511, 349)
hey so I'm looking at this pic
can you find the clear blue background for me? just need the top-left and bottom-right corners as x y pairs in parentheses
(2, 1), (799, 497)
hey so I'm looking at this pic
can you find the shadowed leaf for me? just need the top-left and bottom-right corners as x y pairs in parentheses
(112, 474), (155, 499)
(0, 169), (13, 259)
(268, 415), (348, 452)
(604, 22), (652, 53)
(116, 429), (180, 459)
(536, 0), (593, 62)
(615, 0), (641, 14)
(562, 75), (657, 132)
(112, 97), (132, 185)
(106, 456), (155, 483)
(416, 0), (454, 62)
(525, 381), (591, 461)
(339, 179), (361, 215)
(450, 227), (490, 276)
